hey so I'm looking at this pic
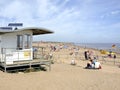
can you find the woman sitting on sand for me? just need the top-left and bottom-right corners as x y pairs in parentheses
(93, 57), (102, 69)
(85, 57), (94, 69)
(94, 61), (102, 69)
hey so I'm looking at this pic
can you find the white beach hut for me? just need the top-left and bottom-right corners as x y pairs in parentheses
(0, 23), (53, 69)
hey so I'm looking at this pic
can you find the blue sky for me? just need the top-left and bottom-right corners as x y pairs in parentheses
(0, 0), (120, 43)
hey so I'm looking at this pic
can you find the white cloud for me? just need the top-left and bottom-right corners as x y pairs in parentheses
(111, 10), (120, 15)
(0, 0), (32, 21)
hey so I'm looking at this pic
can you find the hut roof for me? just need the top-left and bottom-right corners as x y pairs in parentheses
(0, 27), (53, 35)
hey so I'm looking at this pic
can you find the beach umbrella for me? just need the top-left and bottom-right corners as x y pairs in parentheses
(100, 50), (109, 54)
(100, 50), (116, 55)
(111, 52), (116, 55)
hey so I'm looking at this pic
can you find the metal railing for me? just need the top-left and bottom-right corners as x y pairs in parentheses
(0, 47), (52, 72)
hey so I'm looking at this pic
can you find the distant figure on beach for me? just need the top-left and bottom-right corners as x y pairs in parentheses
(88, 50), (94, 58)
(113, 54), (116, 59)
(49, 53), (53, 59)
(108, 50), (112, 58)
(84, 50), (88, 60)
(93, 57), (97, 64)
(33, 47), (38, 59)
(74, 48), (79, 56)
(71, 59), (76, 65)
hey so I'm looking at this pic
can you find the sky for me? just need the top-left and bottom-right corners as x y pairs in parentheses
(0, 0), (120, 43)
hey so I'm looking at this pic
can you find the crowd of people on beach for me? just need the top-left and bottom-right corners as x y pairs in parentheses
(49, 43), (102, 69)
(35, 42), (106, 70)
(34, 42), (120, 70)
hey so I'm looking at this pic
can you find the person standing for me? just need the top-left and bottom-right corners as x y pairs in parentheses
(84, 51), (88, 60)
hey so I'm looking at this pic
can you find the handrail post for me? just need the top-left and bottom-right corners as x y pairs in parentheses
(4, 48), (6, 72)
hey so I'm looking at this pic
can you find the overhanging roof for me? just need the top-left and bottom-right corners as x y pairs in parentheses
(0, 27), (53, 35)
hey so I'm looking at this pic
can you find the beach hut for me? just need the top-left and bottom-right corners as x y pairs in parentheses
(0, 23), (53, 72)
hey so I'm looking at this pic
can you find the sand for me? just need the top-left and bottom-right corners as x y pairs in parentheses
(0, 42), (120, 90)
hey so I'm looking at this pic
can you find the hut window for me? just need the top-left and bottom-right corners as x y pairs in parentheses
(24, 34), (31, 49)
(17, 35), (23, 50)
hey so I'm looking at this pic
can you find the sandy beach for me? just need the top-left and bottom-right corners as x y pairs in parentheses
(0, 42), (120, 90)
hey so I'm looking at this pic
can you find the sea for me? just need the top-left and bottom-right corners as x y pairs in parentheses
(75, 43), (120, 53)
